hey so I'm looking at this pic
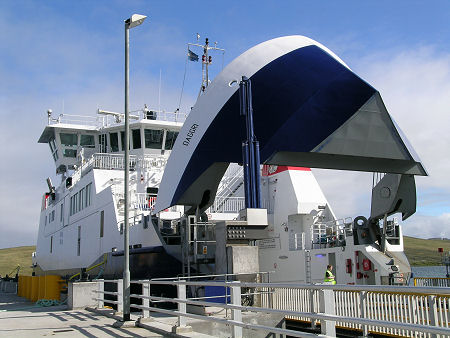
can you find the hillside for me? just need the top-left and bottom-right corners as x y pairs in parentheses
(403, 236), (450, 266)
(0, 237), (446, 276)
(0, 246), (35, 276)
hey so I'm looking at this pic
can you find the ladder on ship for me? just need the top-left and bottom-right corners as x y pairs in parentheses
(213, 166), (244, 213)
(181, 215), (216, 276)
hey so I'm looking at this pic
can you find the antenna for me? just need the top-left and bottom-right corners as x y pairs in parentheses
(187, 37), (225, 97)
(158, 69), (161, 113)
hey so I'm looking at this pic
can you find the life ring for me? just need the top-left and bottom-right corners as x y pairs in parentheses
(353, 216), (367, 227)
(148, 196), (156, 209)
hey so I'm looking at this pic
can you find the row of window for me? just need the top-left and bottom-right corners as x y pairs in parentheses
(45, 209), (55, 226)
(60, 133), (95, 148)
(51, 129), (179, 160)
(70, 183), (92, 216)
(106, 129), (178, 152)
(45, 201), (65, 227)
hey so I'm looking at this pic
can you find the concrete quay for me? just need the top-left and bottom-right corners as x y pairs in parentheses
(0, 291), (245, 337)
(0, 291), (288, 337)
(0, 292), (161, 337)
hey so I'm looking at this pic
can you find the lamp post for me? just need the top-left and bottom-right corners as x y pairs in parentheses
(123, 13), (146, 322)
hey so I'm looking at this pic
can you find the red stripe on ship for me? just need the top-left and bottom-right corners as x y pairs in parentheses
(262, 165), (311, 176)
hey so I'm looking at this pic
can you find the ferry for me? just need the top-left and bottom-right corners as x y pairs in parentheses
(33, 35), (427, 286)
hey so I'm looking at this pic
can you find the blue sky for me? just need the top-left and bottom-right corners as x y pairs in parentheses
(1, 1), (450, 247)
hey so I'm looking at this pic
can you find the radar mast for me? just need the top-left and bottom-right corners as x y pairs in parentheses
(188, 35), (225, 97)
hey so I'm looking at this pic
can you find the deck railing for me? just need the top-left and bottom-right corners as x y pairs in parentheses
(91, 153), (137, 170)
(48, 110), (187, 128)
(207, 196), (245, 214)
(92, 278), (450, 338)
(70, 153), (167, 187)
(414, 277), (450, 287)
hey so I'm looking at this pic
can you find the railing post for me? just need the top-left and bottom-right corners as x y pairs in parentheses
(142, 281), (150, 318)
(428, 295), (438, 338)
(117, 279), (123, 313)
(309, 289), (316, 329)
(172, 280), (192, 334)
(97, 280), (104, 309)
(231, 281), (243, 338)
(178, 281), (187, 327)
(360, 291), (368, 337)
(319, 288), (336, 337)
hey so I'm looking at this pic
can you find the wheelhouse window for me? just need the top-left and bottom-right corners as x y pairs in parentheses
(120, 131), (130, 151)
(144, 129), (163, 149)
(80, 134), (95, 148)
(110, 133), (119, 152)
(132, 129), (141, 149)
(60, 133), (78, 158)
(60, 133), (77, 146)
(164, 131), (179, 150)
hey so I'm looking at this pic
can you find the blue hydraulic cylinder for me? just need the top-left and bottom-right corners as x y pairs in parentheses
(253, 140), (261, 208)
(239, 76), (261, 209)
(242, 141), (251, 208)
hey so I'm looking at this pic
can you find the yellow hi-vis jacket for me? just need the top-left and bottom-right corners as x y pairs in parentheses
(324, 269), (336, 284)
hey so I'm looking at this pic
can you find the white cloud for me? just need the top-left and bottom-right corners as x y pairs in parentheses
(355, 47), (450, 190)
(403, 213), (450, 239)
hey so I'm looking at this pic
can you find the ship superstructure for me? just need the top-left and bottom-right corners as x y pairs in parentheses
(35, 109), (193, 278)
(33, 108), (412, 284)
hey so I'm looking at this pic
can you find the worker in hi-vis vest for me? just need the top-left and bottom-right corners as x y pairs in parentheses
(324, 264), (336, 284)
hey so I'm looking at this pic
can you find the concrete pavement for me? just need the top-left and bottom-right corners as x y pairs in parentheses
(0, 292), (162, 337)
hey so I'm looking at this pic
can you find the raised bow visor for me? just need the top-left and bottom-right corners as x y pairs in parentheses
(154, 35), (427, 213)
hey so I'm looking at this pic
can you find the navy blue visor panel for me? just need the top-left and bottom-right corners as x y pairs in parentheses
(171, 45), (376, 206)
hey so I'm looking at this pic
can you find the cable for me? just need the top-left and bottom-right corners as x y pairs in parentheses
(178, 53), (189, 110)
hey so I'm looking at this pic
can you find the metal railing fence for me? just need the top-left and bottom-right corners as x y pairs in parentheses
(48, 110), (187, 128)
(207, 196), (245, 214)
(91, 278), (450, 338)
(414, 277), (450, 287)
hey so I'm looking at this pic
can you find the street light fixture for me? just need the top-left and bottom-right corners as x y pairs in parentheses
(123, 13), (146, 322)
